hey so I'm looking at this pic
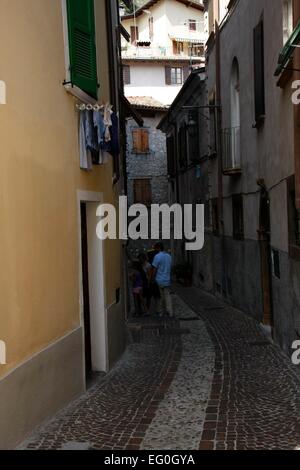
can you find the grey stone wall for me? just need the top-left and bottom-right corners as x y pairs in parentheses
(126, 112), (170, 256)
(163, 1), (300, 357)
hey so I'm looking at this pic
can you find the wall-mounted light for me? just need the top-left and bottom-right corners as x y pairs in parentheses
(187, 112), (197, 138)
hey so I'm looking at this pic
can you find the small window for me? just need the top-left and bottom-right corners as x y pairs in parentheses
(190, 44), (204, 57)
(134, 179), (152, 206)
(189, 19), (197, 31)
(211, 198), (219, 236)
(253, 18), (265, 126)
(173, 41), (184, 55)
(132, 128), (150, 153)
(165, 67), (183, 85)
(123, 65), (131, 85)
(283, 0), (293, 44)
(232, 194), (244, 240)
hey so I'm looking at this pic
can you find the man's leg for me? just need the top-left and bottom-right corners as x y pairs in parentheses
(165, 287), (174, 318)
(156, 287), (163, 316)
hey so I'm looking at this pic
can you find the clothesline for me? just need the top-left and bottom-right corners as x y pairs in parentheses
(76, 103), (113, 112)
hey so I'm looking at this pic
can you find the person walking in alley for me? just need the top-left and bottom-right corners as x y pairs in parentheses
(138, 253), (152, 313)
(151, 242), (174, 318)
(129, 261), (147, 317)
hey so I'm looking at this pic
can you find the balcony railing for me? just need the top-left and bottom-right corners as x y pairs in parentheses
(121, 44), (205, 60)
(221, 127), (242, 175)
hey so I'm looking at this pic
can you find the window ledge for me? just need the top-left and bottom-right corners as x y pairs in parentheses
(63, 83), (97, 105)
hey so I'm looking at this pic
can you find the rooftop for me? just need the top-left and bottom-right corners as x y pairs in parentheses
(122, 0), (204, 20)
(127, 96), (170, 111)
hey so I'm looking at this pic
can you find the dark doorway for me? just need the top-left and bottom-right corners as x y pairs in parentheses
(80, 202), (92, 381)
(258, 187), (273, 328)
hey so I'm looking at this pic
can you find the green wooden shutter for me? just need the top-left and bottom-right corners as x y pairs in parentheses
(67, 0), (98, 98)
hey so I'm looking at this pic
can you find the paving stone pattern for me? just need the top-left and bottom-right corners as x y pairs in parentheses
(177, 286), (300, 451)
(141, 296), (215, 450)
(21, 288), (300, 450)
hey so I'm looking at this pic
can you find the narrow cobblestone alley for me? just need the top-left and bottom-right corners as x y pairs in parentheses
(20, 288), (300, 451)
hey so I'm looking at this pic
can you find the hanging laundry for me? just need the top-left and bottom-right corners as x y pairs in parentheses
(110, 112), (120, 158)
(93, 110), (105, 147)
(83, 110), (98, 153)
(103, 104), (112, 143)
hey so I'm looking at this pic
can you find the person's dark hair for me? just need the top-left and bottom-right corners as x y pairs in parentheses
(154, 242), (164, 251)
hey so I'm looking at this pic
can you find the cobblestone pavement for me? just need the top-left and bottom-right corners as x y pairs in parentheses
(177, 286), (300, 450)
(141, 297), (214, 450)
(21, 287), (300, 450)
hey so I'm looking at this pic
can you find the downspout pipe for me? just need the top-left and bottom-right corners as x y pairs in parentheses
(215, 20), (226, 293)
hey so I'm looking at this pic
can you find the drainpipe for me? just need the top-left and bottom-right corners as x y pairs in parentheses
(215, 20), (225, 293)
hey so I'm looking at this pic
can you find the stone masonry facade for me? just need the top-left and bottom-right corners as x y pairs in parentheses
(126, 112), (169, 256)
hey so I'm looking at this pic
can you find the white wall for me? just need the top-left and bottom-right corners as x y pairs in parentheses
(122, 0), (205, 53)
(124, 63), (181, 105)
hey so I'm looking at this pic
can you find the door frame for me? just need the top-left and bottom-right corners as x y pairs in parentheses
(77, 190), (108, 383)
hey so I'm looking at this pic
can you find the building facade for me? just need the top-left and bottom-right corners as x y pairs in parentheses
(0, 0), (134, 449)
(161, 0), (300, 357)
(121, 0), (207, 256)
(121, 0), (206, 105)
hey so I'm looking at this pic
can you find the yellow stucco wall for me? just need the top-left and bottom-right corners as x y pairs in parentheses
(0, 0), (121, 376)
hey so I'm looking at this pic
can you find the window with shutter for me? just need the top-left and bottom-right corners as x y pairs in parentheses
(134, 179), (152, 206)
(189, 19), (197, 31)
(173, 41), (184, 55)
(132, 128), (150, 153)
(253, 19), (265, 126)
(123, 65), (131, 85)
(66, 0), (98, 99)
(166, 67), (183, 85)
(165, 66), (171, 85)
